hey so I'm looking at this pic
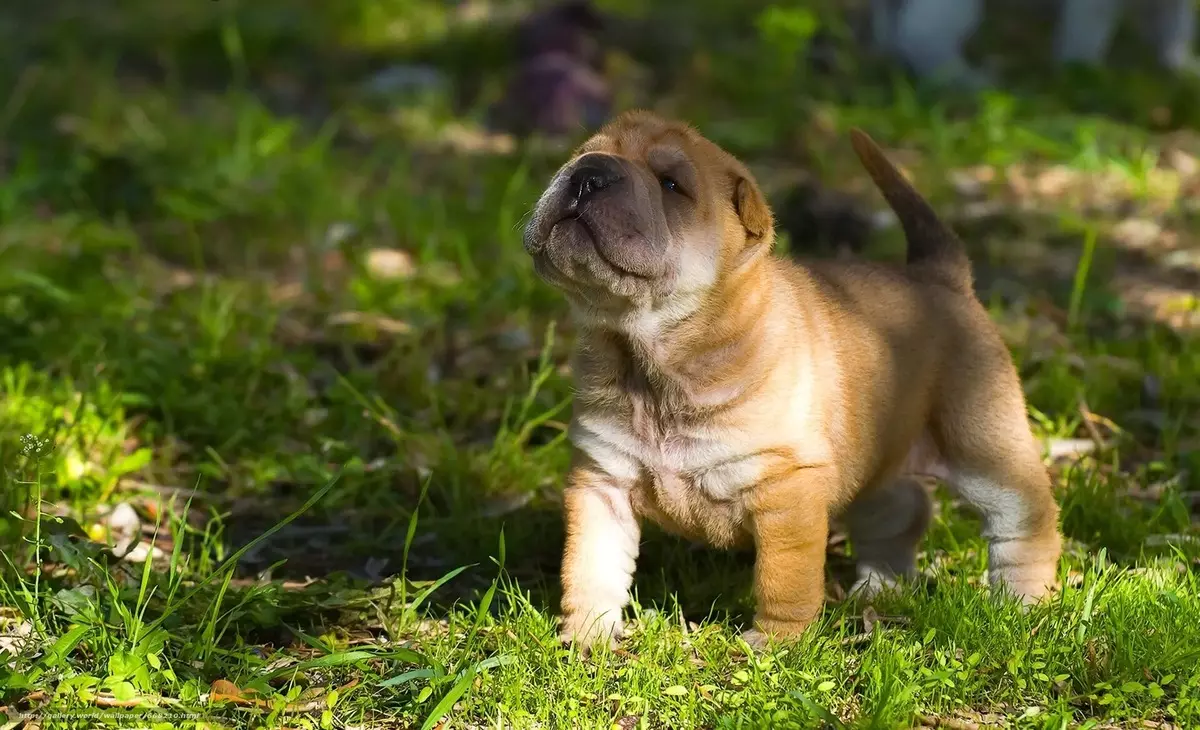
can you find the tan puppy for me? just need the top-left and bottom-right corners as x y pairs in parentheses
(522, 110), (1062, 649)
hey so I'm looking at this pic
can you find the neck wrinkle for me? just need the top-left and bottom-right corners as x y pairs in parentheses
(628, 258), (777, 412)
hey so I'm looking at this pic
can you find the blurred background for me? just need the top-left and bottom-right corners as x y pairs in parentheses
(0, 1), (1199, 726)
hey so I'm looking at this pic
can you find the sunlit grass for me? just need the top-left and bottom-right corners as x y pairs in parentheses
(1, 1), (1198, 728)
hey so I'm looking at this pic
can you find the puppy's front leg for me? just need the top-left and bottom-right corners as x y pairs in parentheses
(743, 466), (836, 648)
(558, 467), (640, 650)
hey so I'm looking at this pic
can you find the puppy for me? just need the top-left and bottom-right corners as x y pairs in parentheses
(872, 0), (1197, 88)
(522, 111), (1062, 649)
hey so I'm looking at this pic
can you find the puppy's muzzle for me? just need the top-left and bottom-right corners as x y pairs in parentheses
(568, 157), (623, 207)
(524, 152), (627, 256)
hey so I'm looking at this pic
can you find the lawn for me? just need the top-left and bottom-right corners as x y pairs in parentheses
(1, 1), (1199, 728)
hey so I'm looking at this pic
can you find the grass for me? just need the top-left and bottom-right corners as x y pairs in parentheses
(1, 0), (1199, 727)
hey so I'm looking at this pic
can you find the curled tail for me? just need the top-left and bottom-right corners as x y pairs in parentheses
(848, 128), (973, 293)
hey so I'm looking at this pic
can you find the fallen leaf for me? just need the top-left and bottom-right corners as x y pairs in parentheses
(121, 542), (166, 564)
(364, 248), (416, 280)
(0, 620), (33, 656)
(1111, 218), (1163, 251)
(1163, 147), (1199, 177)
(210, 679), (253, 704)
(209, 677), (359, 713)
(862, 605), (879, 633)
(1033, 165), (1076, 198)
(1044, 438), (1097, 461)
(103, 502), (142, 558)
(948, 166), (992, 199)
(326, 311), (414, 335)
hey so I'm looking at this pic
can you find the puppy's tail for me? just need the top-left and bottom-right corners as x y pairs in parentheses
(849, 128), (973, 293)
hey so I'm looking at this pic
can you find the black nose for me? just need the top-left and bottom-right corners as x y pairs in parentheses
(568, 159), (622, 205)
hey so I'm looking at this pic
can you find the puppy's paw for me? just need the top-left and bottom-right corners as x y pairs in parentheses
(558, 611), (623, 654)
(996, 579), (1058, 609)
(986, 562), (1059, 608)
(739, 619), (809, 653)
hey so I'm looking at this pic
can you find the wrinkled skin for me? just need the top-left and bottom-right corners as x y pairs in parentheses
(523, 110), (768, 322)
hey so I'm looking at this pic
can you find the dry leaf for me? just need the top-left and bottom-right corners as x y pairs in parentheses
(1044, 438), (1097, 462)
(210, 679), (253, 704)
(365, 248), (416, 280)
(98, 502), (142, 558)
(0, 620), (33, 656)
(948, 167), (991, 199)
(862, 605), (879, 634)
(1163, 147), (1199, 177)
(1111, 218), (1163, 251)
(1033, 165), (1075, 197)
(326, 311), (414, 335)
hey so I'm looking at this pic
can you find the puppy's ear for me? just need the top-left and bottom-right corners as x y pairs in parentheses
(734, 174), (773, 241)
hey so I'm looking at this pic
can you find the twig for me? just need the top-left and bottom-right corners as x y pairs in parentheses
(13, 690), (169, 710)
(119, 479), (222, 503)
(210, 678), (361, 713)
(93, 694), (162, 709)
(1076, 397), (1108, 449)
(837, 631), (874, 646)
(15, 690), (48, 705)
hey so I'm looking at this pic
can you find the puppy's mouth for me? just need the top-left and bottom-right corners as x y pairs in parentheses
(549, 212), (656, 281)
(556, 212), (652, 280)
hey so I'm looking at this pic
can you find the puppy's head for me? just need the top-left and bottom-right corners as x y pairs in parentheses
(523, 110), (773, 317)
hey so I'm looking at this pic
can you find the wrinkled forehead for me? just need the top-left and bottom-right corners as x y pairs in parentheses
(572, 115), (725, 177)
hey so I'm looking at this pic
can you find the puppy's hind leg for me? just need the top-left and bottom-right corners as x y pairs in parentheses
(844, 477), (932, 599)
(933, 344), (1062, 603)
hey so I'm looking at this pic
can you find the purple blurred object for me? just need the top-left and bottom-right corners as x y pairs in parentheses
(517, 0), (605, 68)
(500, 52), (611, 137)
(491, 1), (612, 138)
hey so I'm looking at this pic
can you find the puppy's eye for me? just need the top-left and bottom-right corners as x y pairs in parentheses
(660, 176), (680, 193)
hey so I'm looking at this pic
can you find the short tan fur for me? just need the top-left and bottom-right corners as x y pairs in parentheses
(522, 111), (1062, 649)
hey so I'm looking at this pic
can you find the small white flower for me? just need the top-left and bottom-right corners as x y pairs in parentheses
(20, 434), (46, 456)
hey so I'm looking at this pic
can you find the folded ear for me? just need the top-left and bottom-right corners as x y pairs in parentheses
(734, 173), (773, 241)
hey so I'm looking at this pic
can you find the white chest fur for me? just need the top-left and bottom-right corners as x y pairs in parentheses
(574, 411), (756, 488)
(570, 409), (764, 545)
